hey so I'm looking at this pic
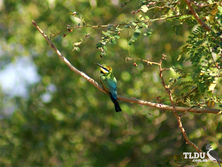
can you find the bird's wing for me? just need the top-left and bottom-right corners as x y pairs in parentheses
(107, 79), (117, 99)
(99, 76), (109, 92)
(107, 79), (117, 89)
(209, 150), (221, 160)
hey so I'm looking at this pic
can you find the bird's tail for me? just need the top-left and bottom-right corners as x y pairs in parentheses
(109, 93), (122, 112)
(216, 160), (221, 167)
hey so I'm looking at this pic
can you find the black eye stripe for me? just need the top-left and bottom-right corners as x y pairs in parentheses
(102, 67), (109, 71)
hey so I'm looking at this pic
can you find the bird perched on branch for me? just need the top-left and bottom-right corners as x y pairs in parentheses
(97, 63), (122, 112)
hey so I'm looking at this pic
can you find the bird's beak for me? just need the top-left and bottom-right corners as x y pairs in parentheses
(97, 63), (107, 70)
(97, 63), (104, 68)
(97, 63), (109, 73)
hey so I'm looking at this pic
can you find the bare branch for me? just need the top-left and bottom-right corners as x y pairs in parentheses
(32, 20), (105, 94)
(158, 54), (202, 152)
(184, 0), (211, 32)
(32, 20), (220, 116)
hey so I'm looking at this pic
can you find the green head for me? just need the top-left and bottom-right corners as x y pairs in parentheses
(97, 63), (112, 75)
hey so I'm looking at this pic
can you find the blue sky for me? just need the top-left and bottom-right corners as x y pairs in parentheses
(0, 56), (40, 98)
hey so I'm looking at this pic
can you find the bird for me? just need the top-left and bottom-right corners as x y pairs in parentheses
(97, 63), (122, 112)
(206, 144), (221, 167)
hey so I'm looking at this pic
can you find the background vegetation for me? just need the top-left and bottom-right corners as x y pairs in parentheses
(0, 0), (221, 166)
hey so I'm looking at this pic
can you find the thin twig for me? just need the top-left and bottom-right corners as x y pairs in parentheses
(65, 14), (184, 31)
(52, 14), (190, 39)
(32, 20), (220, 116)
(184, 0), (211, 32)
(158, 54), (202, 152)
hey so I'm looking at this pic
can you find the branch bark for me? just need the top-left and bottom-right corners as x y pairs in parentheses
(158, 55), (201, 152)
(32, 20), (221, 116)
(184, 0), (211, 31)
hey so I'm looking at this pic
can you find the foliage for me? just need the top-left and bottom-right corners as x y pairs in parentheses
(0, 0), (221, 167)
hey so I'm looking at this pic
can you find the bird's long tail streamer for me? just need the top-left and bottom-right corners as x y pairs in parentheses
(109, 93), (122, 112)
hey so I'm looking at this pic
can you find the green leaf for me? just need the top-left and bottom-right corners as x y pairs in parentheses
(141, 5), (148, 13)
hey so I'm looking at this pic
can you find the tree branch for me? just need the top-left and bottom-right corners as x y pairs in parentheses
(53, 14), (185, 39)
(32, 20), (220, 115)
(158, 54), (201, 152)
(184, 0), (211, 32)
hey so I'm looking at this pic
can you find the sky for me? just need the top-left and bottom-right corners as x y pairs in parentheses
(0, 56), (40, 98)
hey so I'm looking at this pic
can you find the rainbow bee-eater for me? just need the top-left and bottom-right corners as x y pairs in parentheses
(97, 63), (122, 112)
